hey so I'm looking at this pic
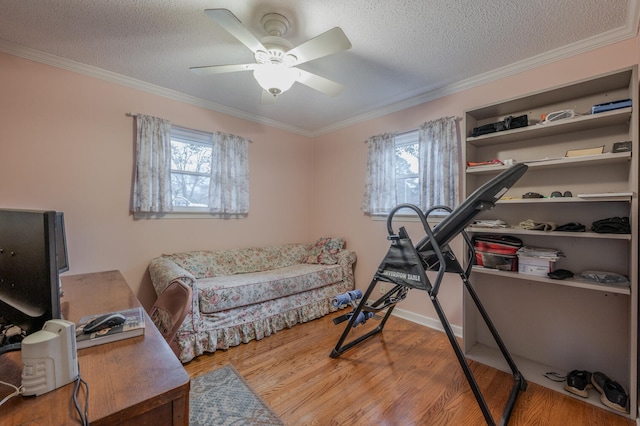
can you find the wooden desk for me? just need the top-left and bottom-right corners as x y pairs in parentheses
(0, 270), (190, 426)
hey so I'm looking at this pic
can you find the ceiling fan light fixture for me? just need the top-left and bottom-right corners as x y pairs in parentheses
(197, 9), (352, 101)
(253, 64), (300, 96)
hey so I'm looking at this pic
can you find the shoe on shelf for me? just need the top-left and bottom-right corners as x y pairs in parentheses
(591, 371), (629, 413)
(564, 370), (592, 398)
(590, 371), (609, 394)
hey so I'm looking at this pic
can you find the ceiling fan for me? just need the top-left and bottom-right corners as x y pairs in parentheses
(190, 9), (352, 104)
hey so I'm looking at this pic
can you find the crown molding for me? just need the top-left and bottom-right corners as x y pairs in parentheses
(1, 2), (638, 139)
(0, 39), (315, 137)
(316, 22), (639, 136)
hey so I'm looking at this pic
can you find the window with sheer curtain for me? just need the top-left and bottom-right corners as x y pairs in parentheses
(170, 126), (250, 215)
(361, 116), (460, 216)
(132, 116), (249, 216)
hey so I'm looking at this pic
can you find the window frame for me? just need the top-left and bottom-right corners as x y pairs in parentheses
(394, 130), (421, 208)
(372, 128), (448, 222)
(169, 126), (213, 214)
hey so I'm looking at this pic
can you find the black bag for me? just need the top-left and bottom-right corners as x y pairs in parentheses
(472, 114), (528, 137)
(473, 235), (523, 271)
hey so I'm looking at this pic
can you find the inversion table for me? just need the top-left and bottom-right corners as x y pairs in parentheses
(330, 163), (529, 426)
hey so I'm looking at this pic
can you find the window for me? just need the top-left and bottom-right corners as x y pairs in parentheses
(132, 115), (248, 216)
(361, 117), (459, 216)
(394, 131), (420, 206)
(168, 126), (250, 215)
(170, 127), (212, 209)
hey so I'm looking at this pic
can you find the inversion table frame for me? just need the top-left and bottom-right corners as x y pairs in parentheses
(330, 163), (529, 426)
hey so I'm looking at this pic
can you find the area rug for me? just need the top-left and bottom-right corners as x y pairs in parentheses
(189, 364), (285, 426)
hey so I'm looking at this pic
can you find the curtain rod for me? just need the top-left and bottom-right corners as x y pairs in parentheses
(364, 116), (462, 142)
(126, 113), (253, 142)
(399, 116), (462, 134)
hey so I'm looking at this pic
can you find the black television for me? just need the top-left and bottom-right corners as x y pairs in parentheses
(0, 209), (69, 353)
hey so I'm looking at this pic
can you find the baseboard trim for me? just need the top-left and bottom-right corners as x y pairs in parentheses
(391, 307), (463, 339)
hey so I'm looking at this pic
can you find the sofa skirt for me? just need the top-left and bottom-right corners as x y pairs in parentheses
(174, 279), (352, 362)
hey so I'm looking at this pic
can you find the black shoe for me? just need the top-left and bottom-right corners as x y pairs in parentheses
(592, 372), (629, 413)
(591, 371), (608, 394)
(564, 370), (592, 398)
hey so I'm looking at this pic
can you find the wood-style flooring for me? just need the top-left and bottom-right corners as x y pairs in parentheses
(183, 313), (634, 425)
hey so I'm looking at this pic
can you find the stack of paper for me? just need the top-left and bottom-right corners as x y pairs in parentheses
(517, 246), (564, 260)
(471, 219), (508, 228)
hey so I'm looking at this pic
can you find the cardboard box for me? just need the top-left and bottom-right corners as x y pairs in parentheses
(518, 255), (555, 277)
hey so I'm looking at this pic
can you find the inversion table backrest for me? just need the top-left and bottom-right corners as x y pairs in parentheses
(415, 163), (528, 255)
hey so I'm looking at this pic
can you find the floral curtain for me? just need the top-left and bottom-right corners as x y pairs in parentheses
(132, 114), (173, 213)
(361, 132), (396, 215)
(209, 131), (250, 215)
(418, 116), (460, 210)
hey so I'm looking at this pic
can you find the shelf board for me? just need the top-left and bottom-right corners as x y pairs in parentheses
(466, 227), (632, 240)
(470, 266), (631, 295)
(465, 69), (634, 121)
(466, 152), (632, 175)
(498, 195), (632, 203)
(464, 343), (632, 419)
(467, 107), (632, 147)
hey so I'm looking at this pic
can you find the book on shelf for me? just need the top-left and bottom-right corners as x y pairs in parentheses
(564, 145), (604, 157)
(75, 306), (145, 349)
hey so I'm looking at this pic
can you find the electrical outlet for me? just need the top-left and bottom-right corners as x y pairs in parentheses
(379, 283), (386, 294)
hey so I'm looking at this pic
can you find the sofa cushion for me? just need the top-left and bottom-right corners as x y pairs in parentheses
(165, 244), (309, 278)
(305, 237), (345, 265)
(198, 263), (343, 314)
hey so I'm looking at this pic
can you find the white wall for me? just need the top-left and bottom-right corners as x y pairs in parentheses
(1, 33), (637, 324)
(312, 36), (639, 326)
(0, 52), (314, 309)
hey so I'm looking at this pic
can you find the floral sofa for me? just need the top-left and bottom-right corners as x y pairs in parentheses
(149, 238), (356, 362)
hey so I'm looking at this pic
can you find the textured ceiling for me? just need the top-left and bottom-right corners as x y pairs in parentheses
(0, 1), (637, 136)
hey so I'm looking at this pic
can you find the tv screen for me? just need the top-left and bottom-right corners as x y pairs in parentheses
(0, 209), (64, 352)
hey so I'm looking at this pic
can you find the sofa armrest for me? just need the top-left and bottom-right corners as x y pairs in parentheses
(149, 256), (196, 296)
(336, 249), (357, 289)
(149, 256), (200, 333)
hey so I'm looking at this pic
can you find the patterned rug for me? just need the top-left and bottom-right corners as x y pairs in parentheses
(189, 364), (285, 426)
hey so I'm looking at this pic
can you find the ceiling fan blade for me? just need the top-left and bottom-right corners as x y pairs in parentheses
(287, 27), (351, 65)
(296, 69), (345, 97)
(205, 9), (267, 54)
(190, 63), (258, 76)
(260, 90), (278, 105)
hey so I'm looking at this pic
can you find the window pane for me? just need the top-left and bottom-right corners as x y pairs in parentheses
(171, 173), (209, 207)
(396, 176), (420, 206)
(171, 141), (212, 174)
(170, 127), (212, 209)
(394, 144), (419, 176)
(395, 138), (420, 205)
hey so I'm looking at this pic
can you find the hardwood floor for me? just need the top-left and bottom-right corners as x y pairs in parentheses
(183, 314), (635, 425)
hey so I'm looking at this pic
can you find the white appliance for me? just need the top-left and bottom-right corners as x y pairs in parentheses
(21, 319), (78, 396)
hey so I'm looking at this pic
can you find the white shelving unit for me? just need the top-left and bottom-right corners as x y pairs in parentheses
(462, 66), (638, 419)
